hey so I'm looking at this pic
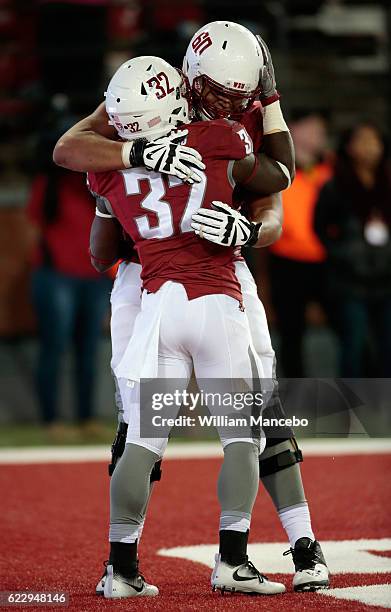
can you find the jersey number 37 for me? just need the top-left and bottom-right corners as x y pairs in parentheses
(122, 169), (207, 240)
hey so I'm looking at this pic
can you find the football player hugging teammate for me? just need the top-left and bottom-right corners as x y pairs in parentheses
(54, 21), (329, 599)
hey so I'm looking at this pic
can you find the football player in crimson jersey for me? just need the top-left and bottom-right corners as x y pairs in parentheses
(54, 22), (329, 593)
(182, 24), (328, 592)
(90, 55), (288, 599)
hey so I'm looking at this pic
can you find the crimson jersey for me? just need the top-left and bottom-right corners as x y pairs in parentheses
(88, 119), (253, 302)
(241, 101), (263, 154)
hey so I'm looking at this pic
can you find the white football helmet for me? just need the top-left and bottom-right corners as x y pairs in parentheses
(105, 56), (191, 141)
(183, 21), (263, 120)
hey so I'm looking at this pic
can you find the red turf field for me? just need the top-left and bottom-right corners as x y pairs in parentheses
(1, 452), (390, 611)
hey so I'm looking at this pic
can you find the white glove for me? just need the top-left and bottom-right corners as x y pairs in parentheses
(191, 201), (262, 247)
(129, 129), (205, 184)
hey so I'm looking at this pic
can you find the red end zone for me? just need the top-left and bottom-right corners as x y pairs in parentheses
(0, 449), (390, 611)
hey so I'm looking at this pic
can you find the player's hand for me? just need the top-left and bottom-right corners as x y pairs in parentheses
(130, 129), (206, 184)
(256, 35), (280, 106)
(191, 201), (262, 247)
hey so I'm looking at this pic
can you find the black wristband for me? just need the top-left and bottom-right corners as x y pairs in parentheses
(245, 222), (262, 247)
(129, 137), (148, 167)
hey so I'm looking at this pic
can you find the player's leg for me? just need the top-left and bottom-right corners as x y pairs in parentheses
(110, 261), (163, 492)
(104, 381), (171, 599)
(190, 291), (284, 595)
(110, 262), (143, 375)
(260, 438), (328, 591)
(105, 287), (193, 598)
(106, 440), (160, 598)
(235, 260), (330, 591)
(108, 261), (143, 466)
(96, 262), (160, 595)
(234, 261), (275, 377)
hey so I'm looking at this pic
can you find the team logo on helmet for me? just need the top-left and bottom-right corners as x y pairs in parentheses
(191, 31), (212, 55)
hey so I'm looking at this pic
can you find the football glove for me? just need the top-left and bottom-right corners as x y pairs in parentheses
(130, 129), (205, 184)
(256, 35), (280, 106)
(191, 201), (262, 247)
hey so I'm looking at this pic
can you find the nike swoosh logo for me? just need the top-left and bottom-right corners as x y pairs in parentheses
(114, 576), (144, 593)
(232, 568), (257, 582)
(123, 582), (144, 593)
(145, 147), (163, 161)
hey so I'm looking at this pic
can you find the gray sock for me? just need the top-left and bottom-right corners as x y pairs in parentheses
(261, 463), (306, 512)
(109, 443), (159, 542)
(218, 441), (259, 531)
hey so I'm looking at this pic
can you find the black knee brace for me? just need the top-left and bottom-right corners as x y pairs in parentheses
(259, 438), (303, 478)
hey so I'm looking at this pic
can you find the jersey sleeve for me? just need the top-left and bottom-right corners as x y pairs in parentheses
(216, 121), (253, 160)
(87, 171), (118, 216)
(189, 120), (253, 161)
(87, 171), (113, 198)
(230, 122), (254, 158)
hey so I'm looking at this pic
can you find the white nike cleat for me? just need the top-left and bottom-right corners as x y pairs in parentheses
(103, 564), (159, 599)
(293, 563), (330, 592)
(211, 554), (286, 595)
(285, 538), (330, 592)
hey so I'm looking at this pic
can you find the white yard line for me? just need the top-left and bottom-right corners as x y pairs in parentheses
(0, 438), (390, 465)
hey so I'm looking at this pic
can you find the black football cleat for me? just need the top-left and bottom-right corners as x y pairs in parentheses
(284, 537), (330, 592)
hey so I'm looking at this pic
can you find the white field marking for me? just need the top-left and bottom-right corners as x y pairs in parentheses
(0, 438), (390, 465)
(158, 539), (391, 575)
(321, 584), (391, 609)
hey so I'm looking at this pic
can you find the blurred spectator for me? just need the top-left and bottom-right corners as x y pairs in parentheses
(27, 133), (111, 438)
(314, 122), (391, 377)
(268, 112), (332, 376)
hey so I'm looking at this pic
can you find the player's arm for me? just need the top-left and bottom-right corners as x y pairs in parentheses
(89, 197), (128, 272)
(234, 151), (290, 196)
(89, 216), (122, 273)
(257, 35), (295, 182)
(54, 103), (124, 172)
(53, 103), (205, 182)
(242, 192), (283, 248)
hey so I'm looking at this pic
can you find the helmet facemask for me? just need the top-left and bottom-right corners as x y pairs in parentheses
(192, 74), (260, 120)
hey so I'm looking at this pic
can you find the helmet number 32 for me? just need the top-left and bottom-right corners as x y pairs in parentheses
(146, 72), (174, 100)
